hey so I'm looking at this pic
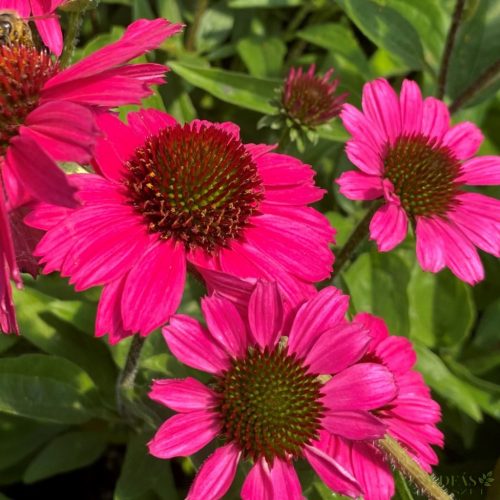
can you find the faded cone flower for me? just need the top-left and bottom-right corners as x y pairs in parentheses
(319, 313), (443, 500)
(27, 110), (334, 343)
(282, 64), (347, 128)
(149, 281), (398, 499)
(0, 18), (182, 333)
(337, 78), (500, 285)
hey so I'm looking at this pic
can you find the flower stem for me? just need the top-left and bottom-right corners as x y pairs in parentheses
(449, 58), (500, 113)
(331, 201), (381, 279)
(60, 10), (84, 68)
(186, 0), (209, 52)
(116, 335), (146, 417)
(437, 0), (466, 99)
(377, 435), (453, 500)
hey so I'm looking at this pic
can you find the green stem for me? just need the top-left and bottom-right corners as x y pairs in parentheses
(186, 0), (209, 52)
(277, 126), (291, 152)
(60, 10), (84, 68)
(331, 201), (381, 279)
(437, 0), (466, 100)
(116, 335), (146, 418)
(377, 435), (453, 500)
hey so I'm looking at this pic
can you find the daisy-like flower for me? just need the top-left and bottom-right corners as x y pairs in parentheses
(0, 18), (182, 333)
(282, 64), (347, 128)
(320, 313), (443, 500)
(337, 78), (500, 285)
(149, 282), (398, 499)
(27, 109), (334, 343)
(0, 0), (66, 55)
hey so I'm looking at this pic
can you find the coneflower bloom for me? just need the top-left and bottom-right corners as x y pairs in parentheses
(0, 0), (66, 55)
(321, 313), (443, 500)
(282, 64), (347, 128)
(337, 78), (500, 285)
(149, 282), (398, 499)
(27, 110), (334, 343)
(0, 18), (182, 333)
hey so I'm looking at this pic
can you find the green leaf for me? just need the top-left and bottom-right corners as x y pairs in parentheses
(342, 250), (411, 336)
(114, 433), (179, 500)
(229, 0), (303, 7)
(393, 470), (416, 499)
(0, 354), (102, 424)
(169, 61), (279, 114)
(472, 297), (500, 350)
(316, 121), (350, 143)
(415, 345), (482, 421)
(23, 431), (107, 483)
(0, 335), (17, 355)
(408, 266), (475, 352)
(132, 0), (154, 19)
(196, 1), (234, 53)
(237, 36), (286, 78)
(335, 0), (425, 70)
(0, 415), (64, 470)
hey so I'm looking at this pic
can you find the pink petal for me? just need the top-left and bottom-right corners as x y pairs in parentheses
(191, 120), (240, 141)
(247, 281), (284, 350)
(149, 377), (217, 413)
(375, 337), (417, 375)
(34, 16), (63, 56)
(362, 79), (401, 145)
(323, 363), (397, 411)
(322, 411), (386, 440)
(336, 171), (383, 200)
(442, 122), (483, 160)
(369, 202), (408, 251)
(242, 460), (273, 500)
(345, 139), (384, 175)
(24, 202), (71, 231)
(288, 287), (349, 359)
(22, 101), (100, 163)
(304, 445), (362, 497)
(7, 136), (77, 208)
(340, 103), (384, 153)
(352, 312), (389, 346)
(256, 152), (315, 186)
(163, 315), (229, 374)
(201, 294), (248, 358)
(421, 97), (450, 142)
(121, 239), (186, 335)
(457, 156), (500, 185)
(399, 79), (423, 136)
(0, 0), (29, 16)
(187, 444), (241, 500)
(305, 323), (371, 374)
(127, 108), (177, 138)
(415, 217), (446, 273)
(148, 411), (220, 459)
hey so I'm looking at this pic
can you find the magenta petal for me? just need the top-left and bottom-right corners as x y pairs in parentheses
(304, 445), (362, 497)
(336, 171), (383, 201)
(149, 377), (217, 413)
(340, 103), (384, 153)
(242, 460), (273, 500)
(345, 139), (384, 175)
(421, 97), (450, 142)
(187, 444), (241, 500)
(322, 411), (386, 440)
(34, 16), (63, 56)
(323, 363), (397, 411)
(247, 281), (284, 350)
(163, 315), (229, 374)
(399, 79), (423, 135)
(0, 0), (29, 16)
(442, 122), (483, 160)
(369, 203), (408, 252)
(457, 156), (500, 185)
(121, 239), (186, 335)
(305, 323), (371, 374)
(268, 459), (302, 500)
(147, 411), (220, 459)
(127, 108), (177, 138)
(7, 136), (77, 208)
(201, 294), (247, 358)
(415, 217), (446, 273)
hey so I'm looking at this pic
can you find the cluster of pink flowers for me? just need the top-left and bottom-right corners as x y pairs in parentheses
(2, 6), (499, 499)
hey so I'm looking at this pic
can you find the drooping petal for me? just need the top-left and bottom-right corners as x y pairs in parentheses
(241, 460), (273, 500)
(121, 239), (186, 335)
(442, 122), (483, 160)
(415, 216), (446, 273)
(369, 203), (408, 252)
(340, 103), (384, 153)
(147, 411), (220, 459)
(187, 444), (241, 500)
(149, 378), (217, 413)
(336, 171), (383, 200)
(457, 156), (500, 185)
(345, 139), (384, 175)
(322, 411), (386, 440)
(163, 315), (229, 374)
(33, 14), (63, 56)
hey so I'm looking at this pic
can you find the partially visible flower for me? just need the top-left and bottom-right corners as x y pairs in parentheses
(0, 18), (182, 333)
(149, 282), (398, 499)
(337, 78), (500, 285)
(27, 110), (334, 343)
(0, 0), (66, 55)
(320, 313), (443, 500)
(282, 64), (347, 128)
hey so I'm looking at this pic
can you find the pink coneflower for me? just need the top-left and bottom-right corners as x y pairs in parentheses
(149, 282), (398, 499)
(0, 18), (182, 333)
(0, 0), (66, 55)
(27, 110), (334, 343)
(282, 64), (347, 128)
(320, 313), (443, 499)
(337, 78), (500, 285)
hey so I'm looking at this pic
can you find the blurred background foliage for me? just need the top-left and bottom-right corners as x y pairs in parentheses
(1, 0), (499, 498)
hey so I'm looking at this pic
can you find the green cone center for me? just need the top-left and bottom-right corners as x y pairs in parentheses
(383, 134), (462, 217)
(214, 345), (324, 464)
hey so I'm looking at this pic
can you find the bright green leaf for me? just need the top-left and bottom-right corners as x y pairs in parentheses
(237, 36), (286, 78)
